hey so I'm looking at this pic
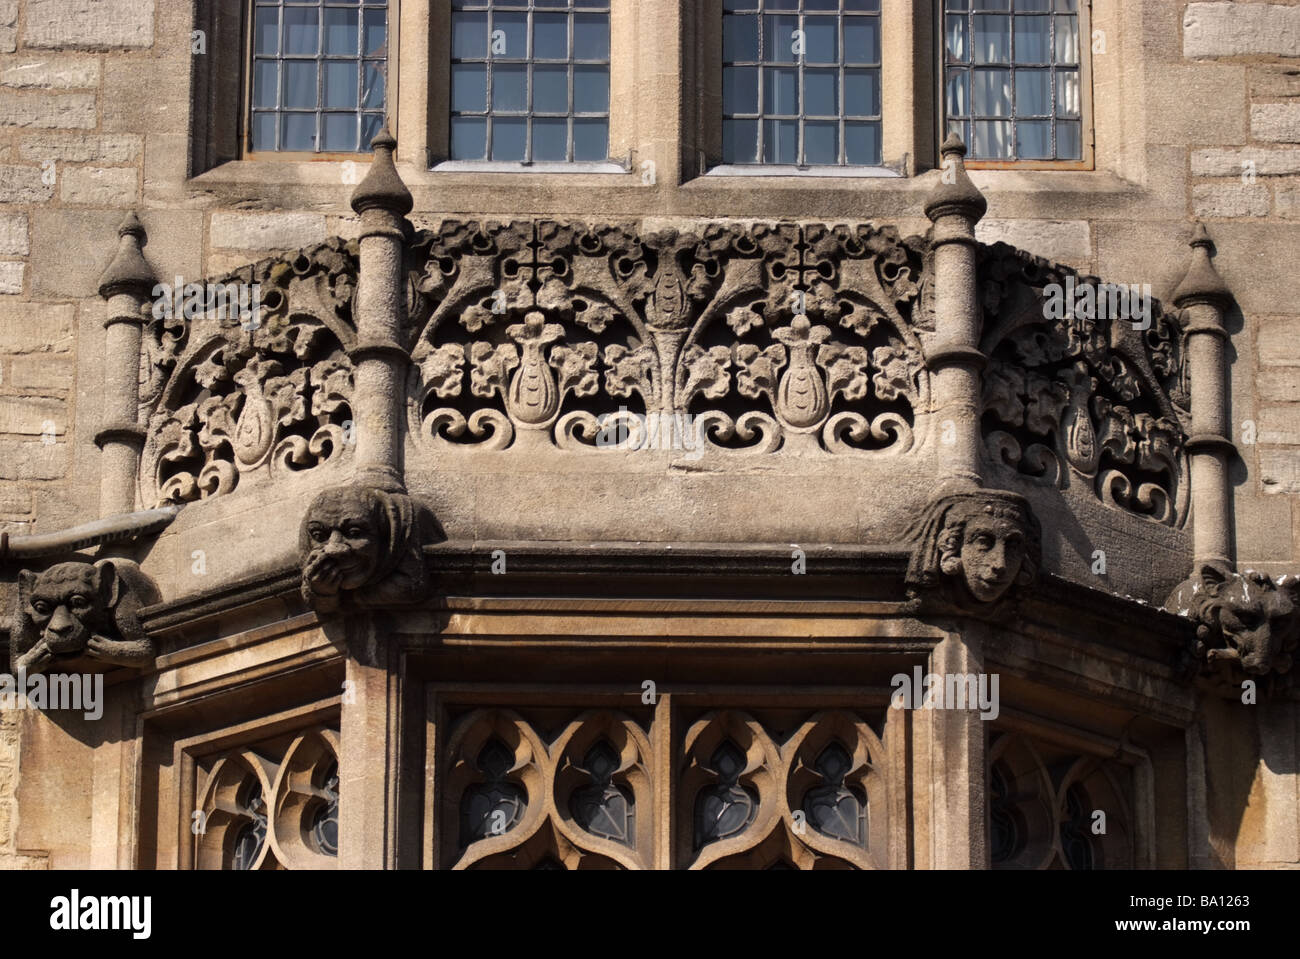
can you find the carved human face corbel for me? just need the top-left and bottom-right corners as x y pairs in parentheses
(298, 483), (431, 613)
(910, 490), (1040, 608)
(949, 512), (1031, 604)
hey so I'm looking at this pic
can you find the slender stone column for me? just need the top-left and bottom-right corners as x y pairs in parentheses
(349, 127), (413, 493)
(921, 627), (990, 869)
(1173, 224), (1235, 568)
(95, 212), (157, 516)
(924, 135), (989, 489)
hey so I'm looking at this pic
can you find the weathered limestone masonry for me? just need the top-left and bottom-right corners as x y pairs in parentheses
(0, 0), (1298, 871)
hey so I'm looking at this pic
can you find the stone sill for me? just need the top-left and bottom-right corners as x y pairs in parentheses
(190, 158), (1143, 202)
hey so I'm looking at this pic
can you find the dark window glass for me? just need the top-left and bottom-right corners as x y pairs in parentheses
(944, 0), (1083, 161)
(722, 0), (882, 167)
(249, 0), (388, 153)
(449, 0), (611, 162)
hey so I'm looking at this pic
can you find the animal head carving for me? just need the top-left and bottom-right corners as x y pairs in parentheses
(10, 559), (159, 675)
(908, 490), (1041, 606)
(1166, 562), (1300, 677)
(299, 484), (430, 613)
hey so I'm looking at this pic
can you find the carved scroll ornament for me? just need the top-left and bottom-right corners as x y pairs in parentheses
(978, 243), (1189, 527)
(407, 220), (929, 456)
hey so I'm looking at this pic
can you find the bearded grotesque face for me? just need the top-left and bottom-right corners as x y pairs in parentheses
(1219, 590), (1297, 675)
(1168, 564), (1300, 677)
(21, 562), (116, 657)
(301, 489), (384, 595)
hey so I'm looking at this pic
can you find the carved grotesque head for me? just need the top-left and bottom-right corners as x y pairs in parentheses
(10, 559), (158, 674)
(300, 486), (388, 593)
(1168, 563), (1300, 676)
(908, 491), (1041, 606)
(19, 562), (117, 656)
(299, 484), (428, 612)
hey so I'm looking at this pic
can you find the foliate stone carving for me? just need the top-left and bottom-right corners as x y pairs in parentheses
(987, 732), (1133, 870)
(194, 726), (339, 870)
(906, 489), (1041, 607)
(407, 220), (928, 456)
(298, 484), (431, 614)
(977, 243), (1189, 526)
(10, 559), (160, 675)
(1165, 562), (1300, 679)
(140, 238), (360, 506)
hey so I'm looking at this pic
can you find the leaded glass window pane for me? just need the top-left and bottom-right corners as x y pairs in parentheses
(449, 0), (612, 163)
(944, 0), (1084, 161)
(249, 0), (388, 154)
(721, 0), (883, 167)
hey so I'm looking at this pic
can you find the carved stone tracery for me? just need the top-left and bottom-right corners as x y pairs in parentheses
(140, 238), (360, 506)
(194, 726), (340, 871)
(408, 220), (929, 456)
(439, 706), (888, 870)
(987, 732), (1134, 870)
(978, 243), (1189, 526)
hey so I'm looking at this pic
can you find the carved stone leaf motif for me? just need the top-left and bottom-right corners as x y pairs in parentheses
(985, 361), (1026, 427)
(978, 243), (1187, 525)
(550, 342), (600, 400)
(819, 344), (871, 403)
(840, 301), (886, 339)
(1023, 372), (1068, 437)
(158, 403), (200, 468)
(421, 344), (466, 400)
(1094, 397), (1136, 463)
(726, 306), (763, 337)
(733, 344), (786, 401)
(309, 354), (353, 417)
(267, 368), (310, 429)
(470, 343), (520, 400)
(577, 303), (616, 335)
(871, 343), (921, 406)
(605, 343), (656, 403)
(678, 345), (732, 408)
(141, 241), (359, 506)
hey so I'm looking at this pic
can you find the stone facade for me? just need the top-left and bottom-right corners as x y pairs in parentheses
(0, 0), (1298, 871)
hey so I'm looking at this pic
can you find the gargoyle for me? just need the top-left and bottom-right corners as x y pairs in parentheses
(299, 484), (430, 614)
(906, 489), (1041, 607)
(1165, 562), (1300, 677)
(9, 559), (160, 675)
